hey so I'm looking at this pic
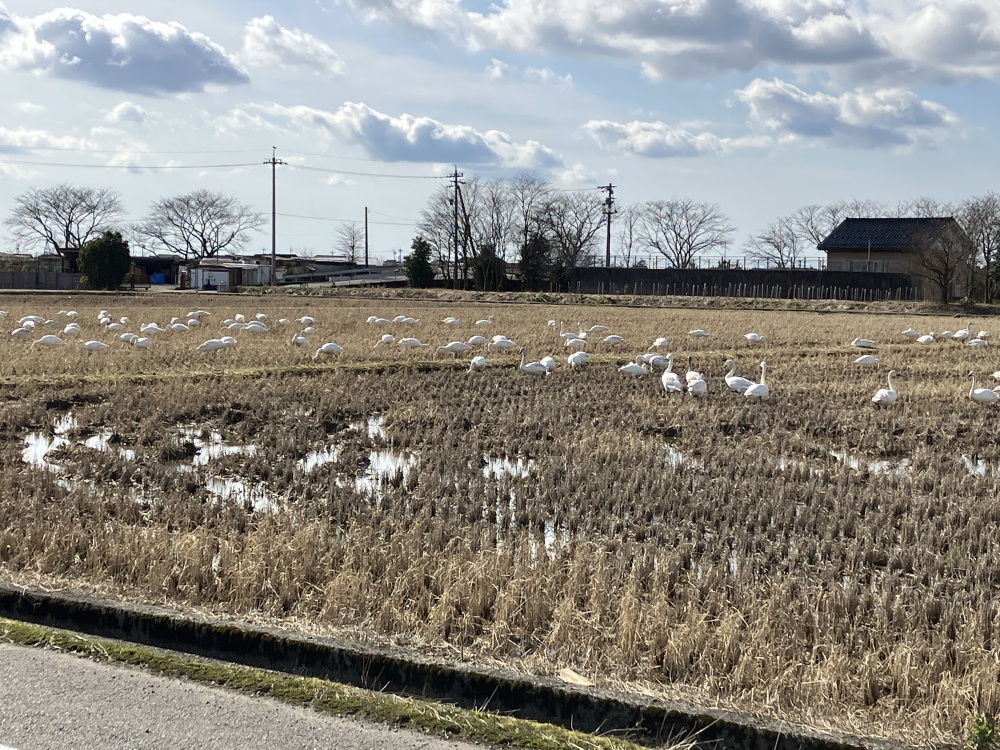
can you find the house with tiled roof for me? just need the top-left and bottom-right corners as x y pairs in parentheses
(819, 217), (972, 301)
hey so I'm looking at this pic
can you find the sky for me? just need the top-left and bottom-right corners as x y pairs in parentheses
(1, 0), (999, 265)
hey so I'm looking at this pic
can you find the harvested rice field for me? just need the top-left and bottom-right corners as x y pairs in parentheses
(2, 291), (1000, 746)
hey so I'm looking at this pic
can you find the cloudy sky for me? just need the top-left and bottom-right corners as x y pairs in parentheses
(1, 0), (998, 263)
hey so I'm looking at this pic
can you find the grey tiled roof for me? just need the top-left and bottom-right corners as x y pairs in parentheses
(818, 217), (959, 252)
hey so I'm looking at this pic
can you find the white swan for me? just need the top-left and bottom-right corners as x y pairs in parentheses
(649, 337), (670, 351)
(661, 355), (684, 394)
(475, 315), (495, 326)
(540, 356), (557, 373)
(368, 316), (390, 326)
(78, 340), (109, 351)
(743, 332), (765, 345)
(518, 348), (548, 375)
(618, 358), (649, 376)
(313, 342), (343, 360)
(969, 372), (999, 404)
(133, 337), (153, 349)
(587, 324), (609, 334)
(467, 335), (489, 346)
(951, 322), (972, 341)
(373, 334), (395, 348)
(850, 337), (876, 349)
(568, 351), (591, 370)
(436, 341), (471, 357)
(901, 328), (921, 339)
(196, 338), (234, 352)
(744, 361), (770, 399)
(468, 356), (487, 372)
(600, 334), (625, 347)
(916, 334), (934, 345)
(291, 334), (309, 347)
(297, 316), (316, 325)
(688, 329), (709, 338)
(872, 370), (898, 407)
(969, 338), (988, 348)
(30, 335), (66, 348)
(685, 356), (703, 384)
(723, 359), (754, 394)
(687, 377), (708, 398)
(564, 337), (587, 351)
(441, 316), (460, 327)
(558, 323), (577, 342)
(487, 338), (517, 352)
(398, 337), (429, 349)
(854, 354), (879, 367)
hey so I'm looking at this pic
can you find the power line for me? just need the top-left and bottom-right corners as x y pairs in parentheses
(0, 158), (260, 170)
(0, 144), (263, 155)
(277, 211), (411, 226)
(367, 209), (420, 223)
(289, 164), (447, 180)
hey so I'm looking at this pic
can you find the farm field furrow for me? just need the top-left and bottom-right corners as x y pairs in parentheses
(1, 292), (998, 746)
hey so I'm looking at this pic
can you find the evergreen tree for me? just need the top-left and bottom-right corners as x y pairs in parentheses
(405, 236), (435, 288)
(78, 230), (131, 291)
(519, 232), (550, 291)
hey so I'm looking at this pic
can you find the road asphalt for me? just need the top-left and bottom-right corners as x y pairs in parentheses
(0, 644), (484, 750)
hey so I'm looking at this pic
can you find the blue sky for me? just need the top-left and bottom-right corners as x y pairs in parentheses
(1, 0), (998, 263)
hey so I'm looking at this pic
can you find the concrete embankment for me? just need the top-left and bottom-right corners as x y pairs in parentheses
(0, 583), (915, 750)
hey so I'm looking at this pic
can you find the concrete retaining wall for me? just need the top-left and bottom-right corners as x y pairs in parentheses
(0, 583), (914, 750)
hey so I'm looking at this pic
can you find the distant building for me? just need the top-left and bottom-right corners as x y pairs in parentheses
(819, 217), (972, 301)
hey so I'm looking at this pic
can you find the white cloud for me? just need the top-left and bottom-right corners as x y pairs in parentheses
(105, 101), (148, 126)
(582, 119), (768, 157)
(736, 78), (960, 149)
(240, 16), (345, 75)
(229, 101), (564, 169)
(342, 0), (1000, 85)
(0, 7), (248, 95)
(13, 101), (44, 113)
(0, 126), (96, 154)
(485, 58), (510, 80)
(523, 66), (572, 87)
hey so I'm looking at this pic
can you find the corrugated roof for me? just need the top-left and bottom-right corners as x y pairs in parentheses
(818, 217), (959, 252)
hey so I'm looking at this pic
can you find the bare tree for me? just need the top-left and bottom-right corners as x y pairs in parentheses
(5, 184), (124, 256)
(637, 198), (734, 268)
(334, 221), (364, 264)
(745, 216), (806, 268)
(912, 220), (975, 303)
(538, 191), (605, 285)
(791, 199), (887, 249)
(959, 193), (1000, 301)
(416, 184), (457, 281)
(134, 190), (266, 260)
(896, 196), (954, 218)
(615, 203), (642, 267)
(509, 172), (550, 254)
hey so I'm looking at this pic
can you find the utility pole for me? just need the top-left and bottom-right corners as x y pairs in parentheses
(364, 206), (369, 267)
(264, 146), (286, 285)
(599, 183), (616, 268)
(450, 167), (464, 288)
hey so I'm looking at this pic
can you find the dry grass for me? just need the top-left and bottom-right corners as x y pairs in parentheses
(0, 291), (997, 747)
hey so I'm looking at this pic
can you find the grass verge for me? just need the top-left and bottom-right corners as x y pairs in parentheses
(0, 617), (674, 750)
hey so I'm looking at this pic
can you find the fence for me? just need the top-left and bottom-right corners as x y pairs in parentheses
(568, 267), (918, 301)
(0, 271), (83, 291)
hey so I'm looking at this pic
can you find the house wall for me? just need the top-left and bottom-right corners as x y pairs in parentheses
(825, 251), (913, 274)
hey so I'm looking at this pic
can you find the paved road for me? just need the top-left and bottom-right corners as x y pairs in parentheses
(0, 644), (482, 750)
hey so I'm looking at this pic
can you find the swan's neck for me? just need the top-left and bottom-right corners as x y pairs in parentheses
(666, 354), (674, 372)
(760, 363), (767, 386)
(520, 350), (527, 367)
(887, 372), (896, 391)
(971, 373), (978, 392)
(726, 362), (736, 378)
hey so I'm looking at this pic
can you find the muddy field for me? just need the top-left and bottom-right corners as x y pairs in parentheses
(1, 292), (999, 745)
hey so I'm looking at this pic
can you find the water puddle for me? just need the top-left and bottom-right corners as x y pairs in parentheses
(350, 415), (386, 440)
(962, 455), (1000, 477)
(177, 428), (257, 467)
(355, 449), (415, 500)
(205, 477), (277, 513)
(829, 451), (910, 476)
(482, 453), (534, 480)
(297, 445), (341, 472)
(664, 444), (705, 471)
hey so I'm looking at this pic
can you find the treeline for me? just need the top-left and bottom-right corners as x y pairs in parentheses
(411, 173), (1000, 300)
